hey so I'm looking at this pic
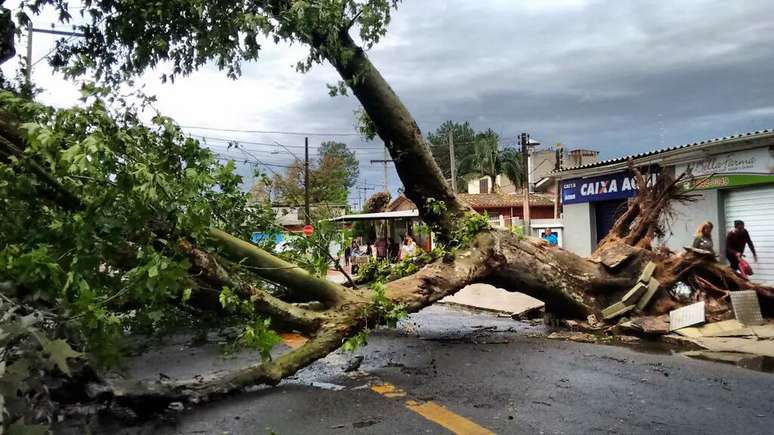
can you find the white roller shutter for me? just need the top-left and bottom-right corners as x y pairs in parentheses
(724, 185), (774, 285)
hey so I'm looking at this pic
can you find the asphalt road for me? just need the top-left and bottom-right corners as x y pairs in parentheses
(97, 305), (774, 435)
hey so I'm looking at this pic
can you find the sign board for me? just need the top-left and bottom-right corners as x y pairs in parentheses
(561, 169), (660, 205)
(302, 224), (314, 237)
(677, 146), (774, 190)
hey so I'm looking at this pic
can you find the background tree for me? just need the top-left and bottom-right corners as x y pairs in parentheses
(427, 120), (476, 184)
(457, 130), (524, 192)
(272, 141), (359, 205)
(352, 191), (391, 240)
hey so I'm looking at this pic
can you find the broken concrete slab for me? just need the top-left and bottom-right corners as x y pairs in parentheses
(750, 324), (774, 339)
(601, 301), (635, 320)
(691, 337), (774, 358)
(675, 319), (754, 338)
(638, 261), (656, 283)
(682, 350), (765, 370)
(729, 290), (765, 326)
(439, 284), (544, 317)
(669, 302), (705, 331)
(632, 315), (670, 335)
(622, 282), (648, 306)
(636, 278), (660, 311)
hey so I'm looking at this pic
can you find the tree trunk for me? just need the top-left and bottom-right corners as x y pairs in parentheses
(324, 31), (470, 243)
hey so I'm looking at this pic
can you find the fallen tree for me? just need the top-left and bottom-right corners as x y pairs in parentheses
(1, 0), (773, 425)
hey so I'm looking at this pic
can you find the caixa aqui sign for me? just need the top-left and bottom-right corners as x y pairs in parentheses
(562, 168), (660, 204)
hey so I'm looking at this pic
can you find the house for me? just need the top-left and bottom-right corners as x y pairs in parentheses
(553, 129), (774, 287)
(271, 203), (348, 232)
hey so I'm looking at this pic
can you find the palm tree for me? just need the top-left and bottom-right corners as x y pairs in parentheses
(457, 131), (525, 193)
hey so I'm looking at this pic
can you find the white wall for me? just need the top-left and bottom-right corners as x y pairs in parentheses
(659, 190), (720, 253)
(562, 202), (595, 256)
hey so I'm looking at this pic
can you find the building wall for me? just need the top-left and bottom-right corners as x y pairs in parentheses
(660, 190), (720, 253)
(562, 202), (595, 256)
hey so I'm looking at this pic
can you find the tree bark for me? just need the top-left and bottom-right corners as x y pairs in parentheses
(323, 31), (470, 242)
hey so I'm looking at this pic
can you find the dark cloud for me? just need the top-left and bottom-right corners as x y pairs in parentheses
(9, 0), (774, 204)
(239, 0), (774, 201)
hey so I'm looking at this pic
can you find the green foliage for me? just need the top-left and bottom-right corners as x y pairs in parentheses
(511, 223), (526, 240)
(452, 213), (492, 247)
(17, 1), (400, 86)
(282, 219), (344, 278)
(427, 120), (477, 183)
(0, 89), (279, 366)
(0, 298), (80, 432)
(370, 282), (407, 328)
(356, 248), (442, 283)
(355, 109), (378, 141)
(341, 281), (407, 353)
(457, 132), (524, 191)
(341, 330), (368, 352)
(272, 141), (359, 205)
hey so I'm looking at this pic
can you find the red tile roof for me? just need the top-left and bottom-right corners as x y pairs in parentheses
(385, 192), (554, 212)
(458, 191), (554, 209)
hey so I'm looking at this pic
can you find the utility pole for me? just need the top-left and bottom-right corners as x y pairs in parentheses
(25, 24), (33, 86)
(520, 133), (531, 233)
(24, 27), (86, 86)
(304, 137), (310, 225)
(358, 184), (374, 210)
(369, 142), (393, 193)
(554, 144), (563, 219)
(449, 132), (457, 193)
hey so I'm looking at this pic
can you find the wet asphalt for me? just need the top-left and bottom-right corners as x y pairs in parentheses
(97, 305), (774, 435)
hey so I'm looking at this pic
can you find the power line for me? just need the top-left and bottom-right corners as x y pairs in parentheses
(191, 134), (385, 151)
(182, 125), (361, 137)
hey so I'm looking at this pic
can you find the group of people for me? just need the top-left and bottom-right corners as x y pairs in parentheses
(344, 234), (419, 272)
(692, 219), (758, 278)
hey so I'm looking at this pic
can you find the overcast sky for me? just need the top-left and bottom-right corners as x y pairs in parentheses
(4, 0), (774, 205)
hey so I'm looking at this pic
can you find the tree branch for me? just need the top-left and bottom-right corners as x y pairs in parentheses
(208, 228), (351, 306)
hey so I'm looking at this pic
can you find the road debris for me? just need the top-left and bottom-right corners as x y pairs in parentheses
(669, 302), (705, 331)
(439, 284), (544, 318)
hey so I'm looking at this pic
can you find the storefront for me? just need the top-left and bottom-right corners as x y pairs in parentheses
(675, 145), (774, 285)
(560, 168), (660, 255)
(555, 129), (774, 285)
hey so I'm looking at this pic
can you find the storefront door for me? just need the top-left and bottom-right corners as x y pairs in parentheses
(595, 199), (626, 243)
(724, 185), (774, 285)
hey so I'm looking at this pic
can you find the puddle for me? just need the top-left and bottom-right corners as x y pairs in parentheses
(681, 351), (774, 373)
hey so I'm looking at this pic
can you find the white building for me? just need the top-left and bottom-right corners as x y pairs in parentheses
(554, 129), (774, 285)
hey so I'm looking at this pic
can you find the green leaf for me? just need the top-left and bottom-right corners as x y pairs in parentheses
(148, 264), (159, 278)
(41, 338), (82, 376)
(181, 288), (192, 303)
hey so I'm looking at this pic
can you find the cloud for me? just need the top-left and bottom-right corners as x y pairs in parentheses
(3, 0), (774, 203)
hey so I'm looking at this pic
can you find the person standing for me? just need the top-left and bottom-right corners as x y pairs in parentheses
(399, 235), (418, 260)
(375, 237), (388, 260)
(692, 221), (715, 254)
(726, 220), (757, 273)
(542, 228), (558, 246)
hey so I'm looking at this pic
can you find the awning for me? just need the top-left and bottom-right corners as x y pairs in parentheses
(330, 209), (419, 222)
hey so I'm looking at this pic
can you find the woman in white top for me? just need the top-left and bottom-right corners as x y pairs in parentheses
(399, 235), (418, 260)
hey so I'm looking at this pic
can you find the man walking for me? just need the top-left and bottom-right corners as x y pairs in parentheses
(726, 220), (757, 274)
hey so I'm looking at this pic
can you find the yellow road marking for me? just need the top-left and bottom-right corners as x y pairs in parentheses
(372, 384), (494, 435)
(405, 400), (494, 435)
(279, 332), (308, 349)
(370, 383), (407, 398)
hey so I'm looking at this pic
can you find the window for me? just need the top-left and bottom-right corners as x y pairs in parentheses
(479, 177), (490, 193)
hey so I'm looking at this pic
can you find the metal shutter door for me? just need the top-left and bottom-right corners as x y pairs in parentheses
(724, 185), (774, 285)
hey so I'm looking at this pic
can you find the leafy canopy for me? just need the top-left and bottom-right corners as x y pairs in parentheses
(0, 87), (277, 365)
(271, 141), (359, 205)
(16, 0), (401, 84)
